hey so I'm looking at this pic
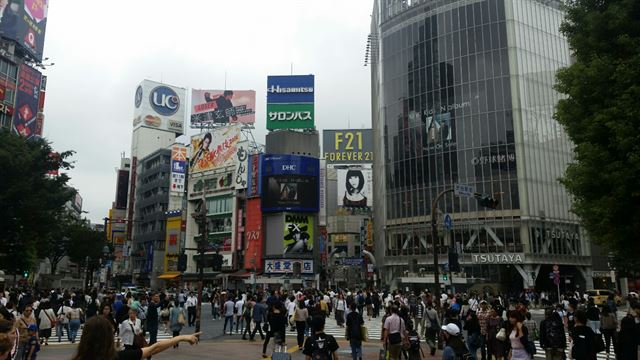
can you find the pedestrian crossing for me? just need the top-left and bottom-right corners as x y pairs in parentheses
(284, 315), (384, 340)
(45, 325), (173, 346)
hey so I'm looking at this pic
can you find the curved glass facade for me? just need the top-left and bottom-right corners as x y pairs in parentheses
(371, 0), (592, 289)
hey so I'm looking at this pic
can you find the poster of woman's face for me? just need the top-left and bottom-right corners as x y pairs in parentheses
(337, 168), (373, 208)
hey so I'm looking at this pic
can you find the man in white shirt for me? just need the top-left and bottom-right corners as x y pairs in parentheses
(286, 296), (296, 331)
(234, 297), (245, 333)
(185, 293), (197, 327)
(223, 298), (235, 335)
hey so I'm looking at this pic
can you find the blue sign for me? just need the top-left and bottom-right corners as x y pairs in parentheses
(149, 86), (180, 116)
(261, 154), (320, 212)
(342, 258), (364, 266)
(266, 75), (315, 104)
(172, 160), (186, 174)
(444, 214), (453, 230)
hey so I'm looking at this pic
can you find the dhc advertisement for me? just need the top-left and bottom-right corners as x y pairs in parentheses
(261, 154), (319, 213)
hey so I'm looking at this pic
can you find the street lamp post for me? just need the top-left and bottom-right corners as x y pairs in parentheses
(431, 188), (454, 310)
(102, 245), (111, 290)
(191, 198), (208, 334)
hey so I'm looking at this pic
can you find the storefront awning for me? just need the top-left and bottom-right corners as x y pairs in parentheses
(229, 270), (251, 278)
(157, 273), (181, 280)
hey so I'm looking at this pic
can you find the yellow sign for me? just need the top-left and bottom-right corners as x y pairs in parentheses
(331, 234), (350, 243)
(164, 216), (182, 274)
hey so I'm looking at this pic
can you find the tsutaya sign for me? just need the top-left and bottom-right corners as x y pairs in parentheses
(470, 253), (525, 264)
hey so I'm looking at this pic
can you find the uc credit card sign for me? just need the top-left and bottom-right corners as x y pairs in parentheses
(266, 75), (314, 130)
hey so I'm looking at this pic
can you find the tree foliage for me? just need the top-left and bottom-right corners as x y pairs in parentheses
(554, 0), (640, 267)
(0, 130), (76, 273)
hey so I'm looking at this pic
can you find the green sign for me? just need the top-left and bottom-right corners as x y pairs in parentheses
(266, 103), (314, 130)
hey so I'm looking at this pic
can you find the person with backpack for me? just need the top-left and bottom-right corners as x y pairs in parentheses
(169, 299), (187, 348)
(406, 321), (424, 360)
(345, 302), (364, 360)
(302, 316), (339, 360)
(441, 323), (470, 360)
(424, 301), (440, 357)
(599, 305), (617, 355)
(539, 308), (566, 360)
(241, 300), (254, 340)
(570, 310), (599, 360)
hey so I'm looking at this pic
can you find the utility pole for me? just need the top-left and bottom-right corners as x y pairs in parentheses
(192, 198), (207, 334)
(431, 188), (454, 310)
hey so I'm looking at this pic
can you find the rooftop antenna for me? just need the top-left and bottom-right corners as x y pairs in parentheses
(160, 72), (163, 83)
(291, 63), (293, 75)
(224, 71), (227, 89)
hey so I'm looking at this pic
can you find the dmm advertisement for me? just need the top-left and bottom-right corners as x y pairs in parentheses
(323, 129), (374, 165)
(12, 64), (41, 139)
(132, 80), (186, 135)
(283, 213), (314, 255)
(191, 89), (255, 126)
(0, 0), (48, 62)
(189, 124), (241, 174)
(243, 198), (263, 271)
(170, 145), (187, 194)
(336, 168), (373, 208)
(164, 216), (182, 274)
(261, 154), (319, 213)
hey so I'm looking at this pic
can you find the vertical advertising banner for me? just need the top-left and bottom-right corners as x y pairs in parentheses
(246, 154), (262, 198)
(0, 0), (49, 62)
(266, 75), (315, 130)
(133, 80), (186, 135)
(12, 64), (41, 139)
(337, 168), (374, 207)
(234, 141), (249, 189)
(164, 216), (181, 273)
(319, 159), (326, 226)
(191, 89), (256, 126)
(189, 125), (241, 174)
(283, 213), (314, 255)
(170, 145), (187, 194)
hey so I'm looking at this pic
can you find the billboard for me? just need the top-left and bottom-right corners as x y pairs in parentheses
(265, 259), (313, 275)
(234, 141), (249, 189)
(266, 75), (314, 130)
(283, 213), (314, 255)
(115, 170), (129, 209)
(170, 145), (187, 194)
(12, 64), (41, 138)
(337, 168), (373, 207)
(426, 112), (453, 146)
(0, 0), (49, 62)
(323, 129), (374, 164)
(164, 216), (181, 274)
(191, 89), (255, 126)
(246, 154), (262, 198)
(132, 80), (186, 135)
(243, 198), (263, 271)
(189, 125), (241, 174)
(261, 154), (319, 212)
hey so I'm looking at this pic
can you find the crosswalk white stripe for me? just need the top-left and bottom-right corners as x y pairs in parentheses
(45, 327), (173, 346)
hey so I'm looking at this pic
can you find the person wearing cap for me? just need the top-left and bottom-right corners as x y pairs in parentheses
(22, 324), (40, 360)
(441, 323), (469, 360)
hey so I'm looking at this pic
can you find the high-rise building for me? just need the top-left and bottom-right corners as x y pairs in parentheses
(370, 0), (594, 292)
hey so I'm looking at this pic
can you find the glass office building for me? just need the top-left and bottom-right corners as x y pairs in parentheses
(370, 0), (594, 292)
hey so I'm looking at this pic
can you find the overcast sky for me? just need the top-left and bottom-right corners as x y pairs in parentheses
(42, 1), (373, 223)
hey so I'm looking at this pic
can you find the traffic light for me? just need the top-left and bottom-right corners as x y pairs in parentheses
(177, 254), (187, 272)
(478, 196), (499, 209)
(442, 274), (448, 281)
(448, 251), (460, 272)
(211, 254), (223, 272)
(23, 271), (28, 278)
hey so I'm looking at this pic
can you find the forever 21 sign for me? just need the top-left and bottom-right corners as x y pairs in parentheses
(0, 103), (13, 116)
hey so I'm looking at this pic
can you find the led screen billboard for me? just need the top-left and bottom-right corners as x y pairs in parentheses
(191, 89), (255, 126)
(261, 154), (319, 213)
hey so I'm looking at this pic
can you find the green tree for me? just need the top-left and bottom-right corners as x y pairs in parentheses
(554, 0), (640, 266)
(0, 130), (75, 275)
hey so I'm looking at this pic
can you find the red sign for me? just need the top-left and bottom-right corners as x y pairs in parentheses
(243, 198), (263, 271)
(0, 85), (5, 101)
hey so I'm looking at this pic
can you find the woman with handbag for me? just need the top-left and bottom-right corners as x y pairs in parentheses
(119, 309), (143, 350)
(487, 308), (506, 360)
(66, 303), (84, 344)
(37, 301), (56, 346)
(55, 301), (71, 343)
(293, 300), (309, 349)
(169, 300), (187, 349)
(599, 305), (617, 355)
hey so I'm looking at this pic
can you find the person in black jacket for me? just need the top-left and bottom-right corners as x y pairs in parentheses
(616, 315), (638, 360)
(262, 301), (287, 358)
(539, 308), (566, 360)
(346, 302), (364, 360)
(570, 310), (597, 360)
(464, 310), (482, 360)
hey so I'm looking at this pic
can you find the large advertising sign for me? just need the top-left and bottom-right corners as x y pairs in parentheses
(323, 129), (374, 164)
(337, 168), (373, 208)
(191, 89), (255, 126)
(243, 198), (263, 271)
(170, 145), (187, 194)
(0, 0), (49, 62)
(261, 154), (319, 212)
(426, 112), (454, 148)
(115, 170), (129, 209)
(234, 141), (249, 189)
(283, 213), (314, 255)
(265, 259), (313, 275)
(12, 64), (41, 138)
(132, 80), (186, 135)
(189, 125), (241, 174)
(266, 75), (314, 130)
(164, 216), (181, 274)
